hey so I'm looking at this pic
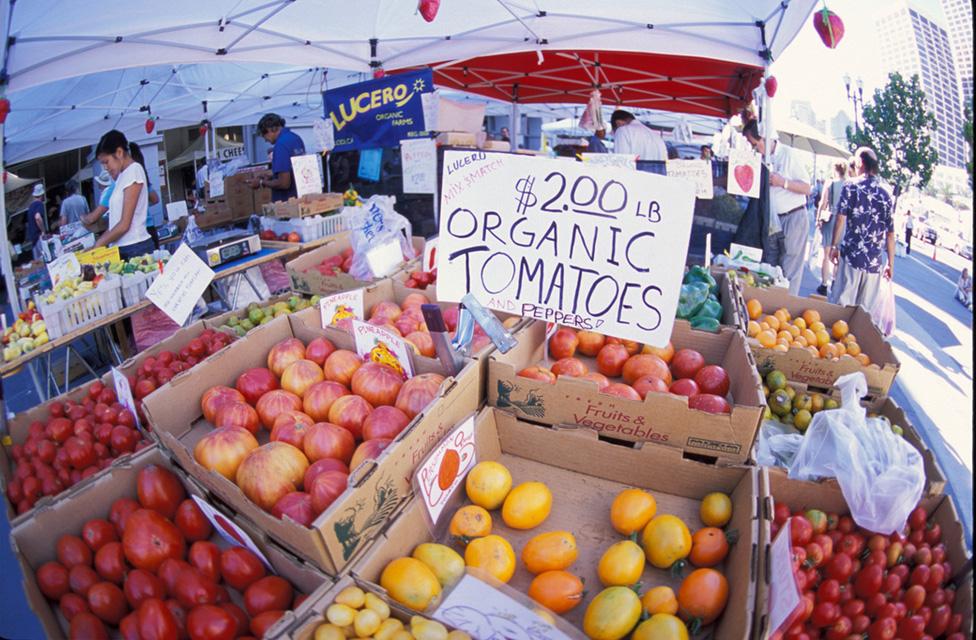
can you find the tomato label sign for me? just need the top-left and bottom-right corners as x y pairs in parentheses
(352, 319), (415, 379)
(111, 367), (141, 431)
(190, 495), (272, 569)
(318, 288), (364, 328)
(768, 518), (804, 636)
(436, 151), (695, 347)
(413, 414), (477, 531)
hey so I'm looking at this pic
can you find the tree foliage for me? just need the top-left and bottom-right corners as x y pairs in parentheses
(847, 72), (938, 195)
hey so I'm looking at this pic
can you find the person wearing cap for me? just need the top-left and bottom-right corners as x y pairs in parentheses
(610, 110), (668, 161)
(27, 183), (48, 260)
(587, 127), (608, 153)
(249, 113), (305, 202)
(83, 170), (115, 228)
(59, 179), (89, 227)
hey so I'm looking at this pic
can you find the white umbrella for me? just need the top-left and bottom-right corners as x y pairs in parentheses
(777, 118), (850, 158)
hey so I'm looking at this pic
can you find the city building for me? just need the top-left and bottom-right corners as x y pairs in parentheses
(829, 110), (853, 146)
(876, 2), (966, 169)
(789, 100), (826, 133)
(940, 0), (973, 110)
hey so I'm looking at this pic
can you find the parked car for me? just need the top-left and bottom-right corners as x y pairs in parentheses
(949, 234), (973, 260)
(915, 220), (939, 245)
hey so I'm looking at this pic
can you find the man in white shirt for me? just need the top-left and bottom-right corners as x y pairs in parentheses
(743, 119), (812, 296)
(610, 110), (668, 161)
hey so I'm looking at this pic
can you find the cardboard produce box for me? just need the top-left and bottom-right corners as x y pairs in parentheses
(208, 168), (272, 218)
(142, 314), (482, 575)
(488, 320), (765, 464)
(115, 318), (230, 380)
(350, 407), (760, 639)
(755, 469), (972, 640)
(264, 192), (343, 219)
(10, 444), (329, 640)
(286, 231), (425, 295)
(737, 285), (899, 398)
(196, 200), (233, 229)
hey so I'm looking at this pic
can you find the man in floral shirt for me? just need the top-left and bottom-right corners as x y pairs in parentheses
(828, 147), (895, 313)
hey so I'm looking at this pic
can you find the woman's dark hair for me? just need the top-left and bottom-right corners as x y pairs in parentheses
(741, 112), (760, 141)
(96, 129), (129, 156)
(855, 146), (880, 175)
(257, 113), (286, 134)
(833, 161), (847, 178)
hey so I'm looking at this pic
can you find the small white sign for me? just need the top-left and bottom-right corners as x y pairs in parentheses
(666, 159), (714, 199)
(433, 573), (575, 640)
(729, 242), (764, 263)
(581, 153), (637, 170)
(111, 367), (142, 430)
(421, 92), (440, 131)
(46, 252), (81, 287)
(165, 200), (189, 221)
(422, 237), (438, 272)
(208, 169), (225, 198)
(313, 118), (335, 153)
(291, 154), (324, 198)
(414, 415), (477, 526)
(319, 289), (365, 328)
(365, 239), (403, 278)
(768, 519), (804, 637)
(352, 319), (414, 379)
(190, 495), (272, 569)
(401, 138), (438, 194)
(727, 146), (761, 198)
(146, 243), (214, 326)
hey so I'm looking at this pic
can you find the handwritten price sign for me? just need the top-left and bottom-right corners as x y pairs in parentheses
(436, 151), (696, 347)
(414, 415), (477, 527)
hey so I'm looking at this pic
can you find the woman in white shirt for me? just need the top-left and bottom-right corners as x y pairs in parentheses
(90, 130), (153, 259)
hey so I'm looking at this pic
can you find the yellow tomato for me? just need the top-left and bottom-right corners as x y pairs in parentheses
(792, 317), (807, 331)
(501, 481), (552, 530)
(845, 341), (862, 356)
(700, 492), (733, 527)
(773, 308), (791, 325)
(465, 460), (512, 510)
(582, 586), (643, 640)
(810, 320), (826, 334)
(597, 539), (646, 587)
(464, 534), (516, 583)
(610, 488), (657, 535)
(814, 329), (831, 348)
(831, 319), (849, 339)
(746, 298), (762, 320)
(411, 618), (449, 640)
(449, 505), (492, 541)
(380, 557), (442, 611)
(747, 320), (761, 337)
(761, 314), (780, 331)
(521, 530), (578, 574)
(642, 514), (692, 569)
(364, 592), (390, 619)
(374, 619), (405, 640)
(412, 543), (465, 588)
(802, 309), (821, 326)
(632, 613), (690, 640)
(354, 609), (382, 637)
(314, 624), (346, 640)
(757, 329), (777, 348)
(642, 585), (679, 616)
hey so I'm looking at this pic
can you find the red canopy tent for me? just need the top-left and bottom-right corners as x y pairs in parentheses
(427, 50), (763, 119)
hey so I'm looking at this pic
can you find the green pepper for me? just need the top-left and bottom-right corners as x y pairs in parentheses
(697, 298), (724, 321)
(677, 282), (710, 319)
(690, 316), (721, 332)
(685, 265), (718, 295)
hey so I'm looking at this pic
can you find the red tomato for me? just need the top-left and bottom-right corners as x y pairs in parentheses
(158, 559), (192, 595)
(174, 499), (213, 542)
(136, 465), (186, 519)
(81, 519), (118, 552)
(59, 592), (91, 621)
(910, 564), (931, 588)
(925, 588), (946, 608)
(909, 529), (925, 546)
(123, 568), (167, 609)
(882, 572), (903, 595)
(825, 616), (852, 640)
(219, 547), (266, 592)
(87, 581), (128, 625)
(69, 564), (100, 597)
(219, 602), (250, 638)
(890, 564), (910, 583)
(811, 602), (840, 628)
(869, 617), (897, 640)
(93, 542), (126, 584)
(122, 509), (186, 573)
(774, 503), (792, 525)
(109, 498), (141, 537)
(243, 576), (292, 617)
(790, 516), (814, 546)
(189, 541), (222, 582)
(818, 579), (842, 604)
(898, 615), (926, 640)
(865, 592), (887, 616)
(852, 614), (870, 634)
(37, 561), (71, 600)
(166, 599), (189, 639)
(908, 507), (927, 530)
(805, 543), (825, 569)
(250, 610), (286, 637)
(813, 534), (834, 560)
(926, 604), (952, 636)
(838, 534), (863, 557)
(69, 612), (109, 639)
(132, 598), (179, 640)
(58, 535), (93, 568)
(187, 604), (238, 640)
(172, 567), (222, 609)
(865, 549), (887, 567)
(854, 564), (884, 599)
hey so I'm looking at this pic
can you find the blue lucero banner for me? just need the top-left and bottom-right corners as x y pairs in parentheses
(323, 69), (434, 151)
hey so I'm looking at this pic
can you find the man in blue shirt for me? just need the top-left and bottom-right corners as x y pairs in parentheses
(252, 113), (306, 202)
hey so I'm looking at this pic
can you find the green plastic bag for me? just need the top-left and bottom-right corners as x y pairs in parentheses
(697, 298), (724, 321)
(690, 315), (721, 332)
(677, 282), (710, 319)
(685, 265), (718, 295)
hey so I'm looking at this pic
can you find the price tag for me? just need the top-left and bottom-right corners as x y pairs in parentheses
(422, 237), (438, 272)
(365, 239), (403, 278)
(401, 138), (438, 194)
(190, 495), (272, 569)
(208, 169), (225, 199)
(46, 252), (81, 287)
(165, 201), (189, 221)
(291, 154), (324, 198)
(436, 151), (695, 348)
(768, 519), (804, 637)
(111, 368), (142, 430)
(433, 572), (576, 639)
(76, 246), (121, 265)
(413, 415), (477, 528)
(666, 159), (714, 199)
(352, 319), (414, 379)
(146, 243), (214, 326)
(319, 289), (364, 328)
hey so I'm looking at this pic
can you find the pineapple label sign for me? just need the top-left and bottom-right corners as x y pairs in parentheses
(436, 151), (696, 347)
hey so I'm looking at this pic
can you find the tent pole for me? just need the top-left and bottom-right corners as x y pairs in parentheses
(0, 123), (21, 315)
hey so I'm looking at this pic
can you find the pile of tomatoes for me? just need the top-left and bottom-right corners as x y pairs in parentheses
(33, 462), (306, 639)
(126, 328), (235, 421)
(402, 269), (437, 290)
(5, 381), (149, 515)
(774, 504), (965, 640)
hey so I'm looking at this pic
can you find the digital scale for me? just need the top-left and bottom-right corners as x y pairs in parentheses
(190, 232), (262, 268)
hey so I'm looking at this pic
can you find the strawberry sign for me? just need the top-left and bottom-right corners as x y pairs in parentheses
(812, 7), (845, 49)
(727, 146), (761, 199)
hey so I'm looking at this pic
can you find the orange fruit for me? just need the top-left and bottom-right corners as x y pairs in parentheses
(814, 330), (831, 348)
(856, 353), (871, 366)
(773, 344), (789, 352)
(689, 528), (730, 567)
(747, 321), (761, 337)
(794, 336), (808, 347)
(757, 330), (777, 348)
(746, 299), (763, 320)
(801, 329), (818, 346)
(776, 338), (791, 348)
(762, 315), (781, 331)
(775, 308), (791, 323)
(834, 342), (847, 356)
(787, 324), (801, 338)
(759, 321), (771, 332)
(845, 341), (862, 357)
(820, 343), (838, 359)
(810, 320), (826, 333)
(527, 570), (584, 614)
(802, 309), (821, 326)
(844, 333), (858, 343)
(831, 320), (849, 340)
(792, 317), (807, 331)
(521, 531), (578, 574)
(449, 505), (492, 541)
(642, 586), (679, 616)
(777, 330), (793, 344)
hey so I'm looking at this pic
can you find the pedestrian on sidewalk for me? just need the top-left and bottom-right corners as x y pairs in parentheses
(956, 268), (972, 309)
(816, 161), (847, 295)
(828, 147), (895, 310)
(741, 112), (812, 296)
(905, 210), (914, 255)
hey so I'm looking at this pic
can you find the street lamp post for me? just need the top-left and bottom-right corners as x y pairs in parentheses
(844, 73), (865, 133)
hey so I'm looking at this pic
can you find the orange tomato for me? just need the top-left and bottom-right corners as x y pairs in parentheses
(449, 505), (492, 542)
(856, 353), (871, 365)
(809, 320), (826, 334)
(802, 309), (821, 326)
(747, 321), (761, 338)
(521, 531), (578, 574)
(464, 535), (516, 583)
(814, 329), (831, 348)
(801, 329), (818, 346)
(819, 343), (838, 359)
(831, 319), (849, 339)
(757, 330), (777, 348)
(642, 585), (679, 616)
(793, 336), (808, 347)
(746, 299), (762, 320)
(773, 343), (789, 352)
(834, 341), (847, 356)
(610, 488), (657, 535)
(773, 308), (790, 325)
(845, 341), (862, 357)
(677, 568), (729, 626)
(792, 317), (807, 331)
(761, 314), (780, 331)
(527, 570), (584, 614)
(689, 528), (730, 567)
(776, 330), (793, 344)
(641, 341), (675, 364)
(786, 324), (801, 338)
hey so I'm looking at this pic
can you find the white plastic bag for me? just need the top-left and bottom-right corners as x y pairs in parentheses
(788, 373), (924, 534)
(872, 278), (896, 336)
(755, 419), (805, 468)
(347, 195), (417, 280)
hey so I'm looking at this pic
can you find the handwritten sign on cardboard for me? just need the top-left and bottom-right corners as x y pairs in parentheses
(728, 146), (761, 198)
(401, 138), (438, 194)
(352, 319), (414, 378)
(436, 150), (695, 347)
(318, 289), (364, 328)
(291, 154), (324, 198)
(46, 252), (81, 287)
(111, 367), (142, 430)
(414, 415), (476, 527)
(581, 153), (637, 170)
(145, 243), (214, 326)
(666, 159), (714, 199)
